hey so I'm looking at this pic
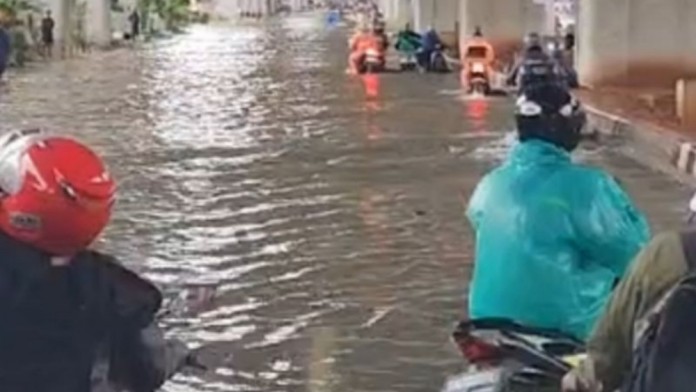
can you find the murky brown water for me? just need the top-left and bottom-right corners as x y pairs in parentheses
(0, 13), (691, 392)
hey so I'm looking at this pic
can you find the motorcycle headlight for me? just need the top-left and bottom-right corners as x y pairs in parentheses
(472, 62), (485, 73)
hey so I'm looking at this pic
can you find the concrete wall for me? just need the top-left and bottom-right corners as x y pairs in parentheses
(378, 0), (413, 30)
(411, 0), (457, 34)
(395, 0), (413, 29)
(459, 0), (545, 62)
(525, 2), (547, 37)
(412, 0), (433, 32)
(85, 0), (111, 46)
(212, 0), (239, 19)
(578, 0), (696, 87)
(433, 0), (458, 34)
(48, 0), (70, 53)
(540, 0), (555, 36)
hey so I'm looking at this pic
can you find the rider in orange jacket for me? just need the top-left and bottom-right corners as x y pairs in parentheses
(347, 23), (384, 74)
(461, 27), (496, 88)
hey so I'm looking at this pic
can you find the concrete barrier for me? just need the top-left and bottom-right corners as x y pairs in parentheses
(677, 79), (696, 129)
(583, 103), (696, 184)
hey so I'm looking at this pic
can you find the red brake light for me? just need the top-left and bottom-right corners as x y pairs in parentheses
(455, 336), (501, 363)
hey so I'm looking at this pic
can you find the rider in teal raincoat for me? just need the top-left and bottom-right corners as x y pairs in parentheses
(467, 84), (650, 340)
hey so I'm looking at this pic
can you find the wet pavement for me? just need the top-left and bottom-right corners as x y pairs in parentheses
(0, 13), (692, 392)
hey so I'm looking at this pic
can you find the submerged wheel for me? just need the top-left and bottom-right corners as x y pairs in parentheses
(472, 82), (488, 95)
(431, 54), (448, 73)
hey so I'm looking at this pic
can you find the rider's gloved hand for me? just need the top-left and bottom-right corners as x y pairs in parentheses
(561, 357), (602, 392)
(562, 371), (590, 392)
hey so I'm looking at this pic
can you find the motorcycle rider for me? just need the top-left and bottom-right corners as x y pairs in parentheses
(563, 193), (696, 392)
(467, 83), (649, 340)
(347, 23), (373, 74)
(461, 26), (495, 89)
(507, 32), (563, 89)
(417, 26), (444, 71)
(550, 42), (579, 89)
(372, 20), (389, 52)
(395, 22), (421, 54)
(0, 129), (191, 392)
(462, 26), (494, 62)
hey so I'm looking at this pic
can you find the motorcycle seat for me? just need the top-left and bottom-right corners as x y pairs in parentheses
(454, 318), (583, 352)
(454, 318), (584, 374)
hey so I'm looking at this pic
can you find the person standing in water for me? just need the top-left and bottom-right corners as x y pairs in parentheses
(41, 10), (55, 58)
(128, 9), (140, 40)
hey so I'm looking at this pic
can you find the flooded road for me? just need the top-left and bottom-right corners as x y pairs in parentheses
(0, 13), (691, 392)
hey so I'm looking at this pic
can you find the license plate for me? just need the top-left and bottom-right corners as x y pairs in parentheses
(442, 368), (502, 392)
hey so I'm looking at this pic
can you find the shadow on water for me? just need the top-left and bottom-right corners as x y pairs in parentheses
(0, 12), (690, 392)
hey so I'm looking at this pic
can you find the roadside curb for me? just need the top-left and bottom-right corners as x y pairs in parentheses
(582, 104), (696, 185)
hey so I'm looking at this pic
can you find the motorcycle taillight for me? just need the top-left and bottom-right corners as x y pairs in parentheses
(472, 62), (485, 74)
(454, 336), (502, 363)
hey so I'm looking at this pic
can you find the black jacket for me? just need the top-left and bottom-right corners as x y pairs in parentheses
(0, 233), (172, 392)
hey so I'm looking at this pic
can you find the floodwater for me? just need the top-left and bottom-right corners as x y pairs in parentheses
(0, 13), (691, 392)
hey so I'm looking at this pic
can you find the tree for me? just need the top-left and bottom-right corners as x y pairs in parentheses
(0, 0), (38, 21)
(138, 0), (190, 32)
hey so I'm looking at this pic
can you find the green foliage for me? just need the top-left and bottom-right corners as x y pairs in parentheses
(138, 0), (190, 30)
(0, 0), (39, 19)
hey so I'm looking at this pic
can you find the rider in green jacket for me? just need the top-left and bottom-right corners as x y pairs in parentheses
(394, 23), (421, 54)
(467, 84), (650, 340)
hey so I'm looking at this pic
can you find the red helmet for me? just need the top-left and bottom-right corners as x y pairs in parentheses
(0, 130), (116, 256)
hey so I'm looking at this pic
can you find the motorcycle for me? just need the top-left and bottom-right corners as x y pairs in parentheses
(467, 60), (490, 95)
(428, 44), (449, 73)
(91, 266), (214, 391)
(442, 318), (585, 392)
(395, 33), (421, 72)
(361, 47), (385, 74)
(399, 51), (418, 71)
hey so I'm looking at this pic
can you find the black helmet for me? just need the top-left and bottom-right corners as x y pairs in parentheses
(515, 84), (586, 152)
(524, 32), (542, 47)
(523, 32), (543, 53)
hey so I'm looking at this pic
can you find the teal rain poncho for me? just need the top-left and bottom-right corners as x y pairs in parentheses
(467, 140), (650, 340)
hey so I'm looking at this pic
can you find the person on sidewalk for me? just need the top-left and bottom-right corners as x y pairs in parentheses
(0, 23), (10, 80)
(41, 10), (55, 58)
(128, 9), (141, 40)
(564, 29), (575, 52)
(0, 129), (192, 392)
(467, 83), (650, 341)
(563, 193), (696, 392)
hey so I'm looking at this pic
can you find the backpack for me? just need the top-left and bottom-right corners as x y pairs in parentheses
(519, 56), (557, 89)
(621, 230), (696, 392)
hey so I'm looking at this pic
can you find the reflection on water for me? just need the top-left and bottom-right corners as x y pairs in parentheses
(464, 97), (490, 132)
(0, 12), (690, 392)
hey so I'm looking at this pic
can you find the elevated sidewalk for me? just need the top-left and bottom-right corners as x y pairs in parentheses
(577, 87), (696, 184)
